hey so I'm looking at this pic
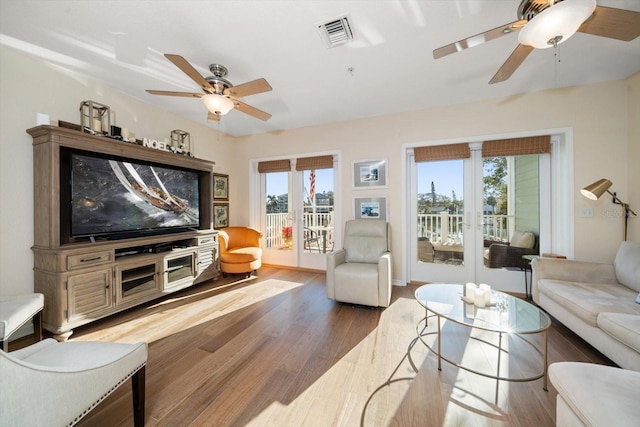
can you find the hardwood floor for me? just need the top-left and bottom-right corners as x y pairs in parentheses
(48, 267), (612, 426)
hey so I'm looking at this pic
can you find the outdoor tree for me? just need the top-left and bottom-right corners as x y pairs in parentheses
(486, 195), (497, 214)
(431, 181), (436, 207)
(483, 157), (508, 214)
(266, 194), (279, 213)
(417, 193), (431, 214)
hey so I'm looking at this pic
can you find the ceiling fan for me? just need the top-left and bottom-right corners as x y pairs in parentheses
(433, 0), (640, 84)
(147, 54), (272, 122)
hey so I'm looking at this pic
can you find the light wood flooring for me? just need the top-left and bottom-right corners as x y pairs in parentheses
(36, 267), (613, 426)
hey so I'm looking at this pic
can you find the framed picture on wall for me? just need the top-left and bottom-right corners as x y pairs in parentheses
(213, 173), (229, 200)
(354, 196), (388, 221)
(352, 159), (387, 189)
(214, 203), (229, 229)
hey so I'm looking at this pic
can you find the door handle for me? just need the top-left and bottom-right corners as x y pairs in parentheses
(477, 212), (482, 230)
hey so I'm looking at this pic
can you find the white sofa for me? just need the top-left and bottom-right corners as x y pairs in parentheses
(549, 362), (640, 427)
(531, 241), (640, 371)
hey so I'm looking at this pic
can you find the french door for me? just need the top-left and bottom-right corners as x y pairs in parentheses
(408, 139), (551, 293)
(257, 155), (337, 270)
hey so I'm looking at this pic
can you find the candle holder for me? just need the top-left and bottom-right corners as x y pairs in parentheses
(170, 129), (191, 153)
(80, 100), (111, 135)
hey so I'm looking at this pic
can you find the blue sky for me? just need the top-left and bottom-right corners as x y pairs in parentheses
(266, 169), (334, 197)
(266, 160), (464, 199)
(417, 159), (464, 198)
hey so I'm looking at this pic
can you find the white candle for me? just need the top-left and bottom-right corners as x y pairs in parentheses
(122, 127), (130, 138)
(474, 288), (486, 307)
(479, 283), (491, 305)
(465, 282), (477, 302)
(92, 118), (102, 132)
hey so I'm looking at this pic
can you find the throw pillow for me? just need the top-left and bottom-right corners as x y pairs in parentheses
(510, 231), (535, 249)
(614, 241), (640, 292)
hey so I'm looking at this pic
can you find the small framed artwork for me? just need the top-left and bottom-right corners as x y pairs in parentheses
(354, 196), (388, 221)
(352, 159), (388, 189)
(213, 173), (229, 200)
(214, 203), (229, 229)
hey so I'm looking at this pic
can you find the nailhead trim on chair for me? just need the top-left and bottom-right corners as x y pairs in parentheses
(68, 362), (146, 426)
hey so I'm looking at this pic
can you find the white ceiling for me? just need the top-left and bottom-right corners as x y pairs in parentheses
(1, 0), (639, 137)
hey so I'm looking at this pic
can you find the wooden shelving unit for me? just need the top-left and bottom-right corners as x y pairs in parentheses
(28, 125), (220, 339)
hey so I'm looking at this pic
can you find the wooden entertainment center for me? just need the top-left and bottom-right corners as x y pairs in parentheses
(28, 125), (220, 339)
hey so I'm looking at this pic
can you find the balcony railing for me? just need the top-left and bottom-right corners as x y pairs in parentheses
(265, 210), (335, 250)
(417, 213), (511, 244)
(264, 211), (510, 250)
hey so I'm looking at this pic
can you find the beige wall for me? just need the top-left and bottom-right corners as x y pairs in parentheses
(235, 74), (638, 277)
(1, 44), (637, 296)
(627, 72), (640, 242)
(0, 45), (233, 296)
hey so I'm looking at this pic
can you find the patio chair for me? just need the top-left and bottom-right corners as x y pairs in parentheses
(484, 230), (538, 269)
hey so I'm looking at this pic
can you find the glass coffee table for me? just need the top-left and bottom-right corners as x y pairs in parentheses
(415, 284), (550, 390)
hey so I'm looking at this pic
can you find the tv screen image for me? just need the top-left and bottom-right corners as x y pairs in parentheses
(70, 153), (200, 238)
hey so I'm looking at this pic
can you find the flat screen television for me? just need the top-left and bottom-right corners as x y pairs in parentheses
(61, 148), (202, 242)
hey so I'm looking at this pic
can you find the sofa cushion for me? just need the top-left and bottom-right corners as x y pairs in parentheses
(537, 279), (640, 327)
(614, 241), (640, 292)
(510, 231), (535, 248)
(549, 362), (640, 427)
(334, 262), (380, 307)
(597, 312), (640, 353)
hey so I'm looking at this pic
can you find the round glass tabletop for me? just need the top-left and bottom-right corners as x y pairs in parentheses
(415, 284), (550, 334)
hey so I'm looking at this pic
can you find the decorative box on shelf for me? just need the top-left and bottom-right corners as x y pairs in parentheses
(80, 100), (111, 135)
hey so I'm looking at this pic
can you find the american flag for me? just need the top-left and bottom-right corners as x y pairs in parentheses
(309, 170), (316, 201)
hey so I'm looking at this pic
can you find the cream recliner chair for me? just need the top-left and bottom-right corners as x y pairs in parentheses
(326, 219), (392, 307)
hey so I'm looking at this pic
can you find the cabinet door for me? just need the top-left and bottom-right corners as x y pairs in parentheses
(164, 250), (197, 291)
(115, 260), (161, 304)
(196, 233), (219, 283)
(67, 268), (113, 323)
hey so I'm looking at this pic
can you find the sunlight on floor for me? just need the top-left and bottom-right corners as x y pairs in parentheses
(243, 296), (430, 426)
(73, 277), (307, 344)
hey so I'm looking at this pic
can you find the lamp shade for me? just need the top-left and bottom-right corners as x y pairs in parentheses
(202, 94), (235, 115)
(580, 178), (612, 200)
(518, 0), (596, 49)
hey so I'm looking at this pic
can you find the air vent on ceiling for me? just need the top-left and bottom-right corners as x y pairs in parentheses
(317, 15), (354, 48)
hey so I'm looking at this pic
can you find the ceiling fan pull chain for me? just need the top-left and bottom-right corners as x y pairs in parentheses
(552, 38), (560, 83)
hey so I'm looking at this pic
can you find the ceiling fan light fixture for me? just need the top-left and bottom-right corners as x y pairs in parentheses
(518, 0), (596, 49)
(202, 93), (235, 115)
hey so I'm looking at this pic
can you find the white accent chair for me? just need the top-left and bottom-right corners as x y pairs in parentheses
(326, 219), (392, 307)
(0, 338), (148, 426)
(0, 293), (44, 351)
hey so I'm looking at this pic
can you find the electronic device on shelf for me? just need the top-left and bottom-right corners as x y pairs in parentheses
(60, 148), (206, 243)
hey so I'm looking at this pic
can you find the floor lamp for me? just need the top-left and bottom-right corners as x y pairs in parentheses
(580, 179), (637, 241)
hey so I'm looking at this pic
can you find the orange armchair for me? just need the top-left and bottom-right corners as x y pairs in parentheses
(218, 227), (263, 277)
